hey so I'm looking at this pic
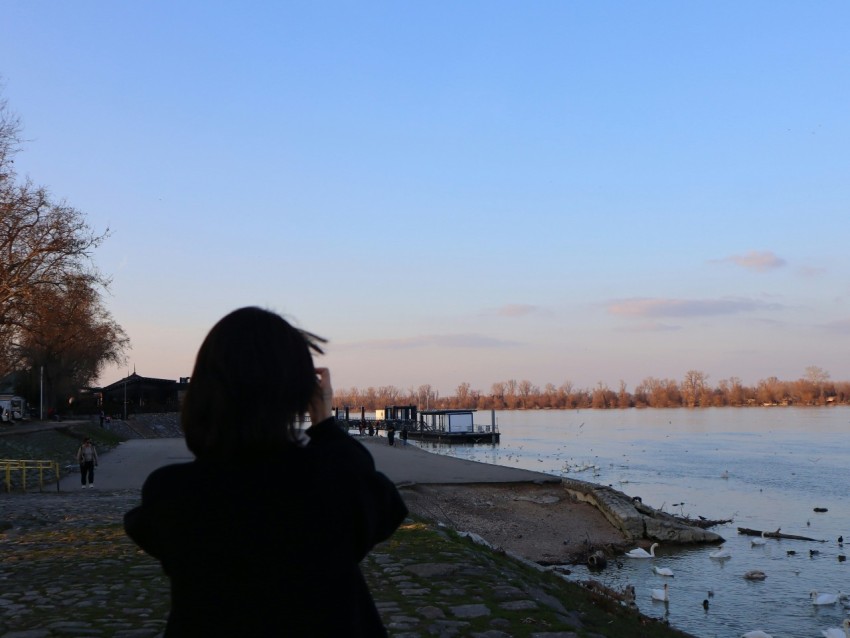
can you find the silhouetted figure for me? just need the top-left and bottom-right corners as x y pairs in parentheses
(124, 307), (407, 637)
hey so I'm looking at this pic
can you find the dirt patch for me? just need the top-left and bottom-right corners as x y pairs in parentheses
(400, 481), (629, 565)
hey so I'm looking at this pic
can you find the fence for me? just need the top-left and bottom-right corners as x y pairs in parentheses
(1, 459), (61, 493)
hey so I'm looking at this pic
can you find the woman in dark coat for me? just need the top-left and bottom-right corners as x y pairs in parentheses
(124, 307), (407, 637)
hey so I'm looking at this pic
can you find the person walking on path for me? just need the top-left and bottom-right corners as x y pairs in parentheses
(387, 423), (396, 446)
(400, 425), (408, 446)
(124, 306), (407, 637)
(76, 437), (98, 488)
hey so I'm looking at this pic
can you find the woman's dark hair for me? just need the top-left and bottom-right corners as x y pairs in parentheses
(181, 307), (326, 461)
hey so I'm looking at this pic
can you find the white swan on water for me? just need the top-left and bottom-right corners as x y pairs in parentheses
(742, 631), (772, 638)
(822, 619), (850, 638)
(650, 583), (669, 601)
(810, 590), (839, 605)
(626, 542), (659, 558)
(709, 546), (731, 559)
(751, 531), (767, 546)
(653, 565), (674, 577)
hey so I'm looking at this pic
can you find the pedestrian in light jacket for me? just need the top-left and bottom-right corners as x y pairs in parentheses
(76, 438), (98, 488)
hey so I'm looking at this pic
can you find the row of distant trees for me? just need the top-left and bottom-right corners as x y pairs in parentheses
(334, 367), (849, 411)
(0, 88), (128, 411)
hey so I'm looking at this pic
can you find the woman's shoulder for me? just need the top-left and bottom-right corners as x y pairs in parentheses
(141, 461), (201, 493)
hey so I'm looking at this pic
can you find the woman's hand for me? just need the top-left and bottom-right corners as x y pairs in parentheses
(308, 367), (334, 424)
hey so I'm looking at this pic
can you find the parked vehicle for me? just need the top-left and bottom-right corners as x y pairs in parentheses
(0, 395), (28, 422)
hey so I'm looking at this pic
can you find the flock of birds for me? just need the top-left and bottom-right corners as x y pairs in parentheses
(622, 536), (850, 638)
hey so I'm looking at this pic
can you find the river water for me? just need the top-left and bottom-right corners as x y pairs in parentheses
(413, 407), (850, 638)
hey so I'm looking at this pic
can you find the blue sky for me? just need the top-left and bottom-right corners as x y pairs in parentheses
(2, 2), (848, 395)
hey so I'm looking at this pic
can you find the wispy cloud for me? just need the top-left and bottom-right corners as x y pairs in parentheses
(607, 297), (783, 318)
(713, 250), (787, 272)
(798, 265), (827, 278)
(615, 322), (682, 333)
(492, 303), (541, 317)
(823, 318), (850, 335)
(340, 334), (521, 350)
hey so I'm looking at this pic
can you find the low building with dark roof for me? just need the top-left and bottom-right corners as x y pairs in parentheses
(99, 373), (189, 416)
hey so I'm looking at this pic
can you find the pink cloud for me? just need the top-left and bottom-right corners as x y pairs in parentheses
(607, 297), (783, 318)
(615, 322), (682, 333)
(341, 334), (521, 349)
(718, 250), (787, 272)
(494, 303), (539, 317)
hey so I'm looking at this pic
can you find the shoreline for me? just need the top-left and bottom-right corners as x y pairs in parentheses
(357, 433), (723, 563)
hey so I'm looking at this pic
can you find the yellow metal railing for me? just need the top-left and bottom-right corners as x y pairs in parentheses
(1, 459), (61, 493)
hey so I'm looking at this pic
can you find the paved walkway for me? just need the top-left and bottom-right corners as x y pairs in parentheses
(58, 433), (558, 492)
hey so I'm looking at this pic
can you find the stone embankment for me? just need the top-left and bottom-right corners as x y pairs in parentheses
(561, 478), (724, 544)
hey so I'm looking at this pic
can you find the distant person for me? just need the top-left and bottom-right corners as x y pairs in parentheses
(387, 423), (396, 446)
(99, 410), (105, 427)
(400, 425), (409, 446)
(123, 306), (407, 637)
(76, 437), (98, 488)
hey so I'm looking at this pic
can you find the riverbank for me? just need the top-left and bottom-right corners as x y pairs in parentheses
(1, 418), (695, 637)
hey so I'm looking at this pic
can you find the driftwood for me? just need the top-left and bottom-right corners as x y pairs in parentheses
(737, 527), (825, 542)
(675, 516), (732, 529)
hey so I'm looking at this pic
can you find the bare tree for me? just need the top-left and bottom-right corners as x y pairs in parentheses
(681, 370), (709, 407)
(454, 382), (471, 407)
(617, 380), (631, 408)
(1, 89), (122, 388)
(490, 381), (506, 409)
(517, 380), (537, 408)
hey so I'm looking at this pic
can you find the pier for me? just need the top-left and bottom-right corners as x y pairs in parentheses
(334, 405), (500, 444)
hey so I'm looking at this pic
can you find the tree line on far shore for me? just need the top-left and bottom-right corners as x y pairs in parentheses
(334, 366), (850, 411)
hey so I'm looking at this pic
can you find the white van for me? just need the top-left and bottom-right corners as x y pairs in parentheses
(0, 395), (27, 422)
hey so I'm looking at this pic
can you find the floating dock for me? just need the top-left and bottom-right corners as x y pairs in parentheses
(337, 406), (500, 444)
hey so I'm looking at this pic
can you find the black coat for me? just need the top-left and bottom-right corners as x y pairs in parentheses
(124, 418), (407, 637)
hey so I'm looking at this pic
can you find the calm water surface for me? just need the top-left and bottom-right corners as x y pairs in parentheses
(413, 407), (850, 638)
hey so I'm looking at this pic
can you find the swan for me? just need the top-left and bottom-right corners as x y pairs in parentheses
(625, 542), (659, 558)
(751, 531), (767, 546)
(653, 565), (674, 577)
(650, 582), (669, 601)
(821, 619), (850, 638)
(810, 590), (839, 605)
(742, 632), (772, 638)
(709, 546), (731, 559)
